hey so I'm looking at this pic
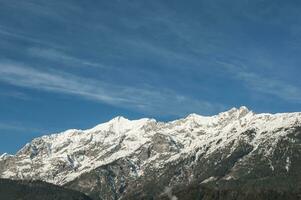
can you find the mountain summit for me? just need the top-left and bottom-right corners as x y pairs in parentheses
(1, 107), (301, 199)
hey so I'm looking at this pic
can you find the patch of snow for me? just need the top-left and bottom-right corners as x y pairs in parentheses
(223, 175), (234, 180)
(163, 187), (178, 200)
(268, 159), (274, 171)
(201, 176), (218, 183)
(285, 157), (291, 172)
(0, 153), (11, 160)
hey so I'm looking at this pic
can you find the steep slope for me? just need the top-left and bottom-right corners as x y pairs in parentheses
(0, 178), (92, 200)
(1, 107), (301, 199)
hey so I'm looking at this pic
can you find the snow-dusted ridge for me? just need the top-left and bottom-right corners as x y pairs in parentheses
(0, 153), (12, 160)
(1, 106), (301, 186)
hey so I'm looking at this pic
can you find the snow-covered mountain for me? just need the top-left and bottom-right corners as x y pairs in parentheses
(1, 106), (301, 200)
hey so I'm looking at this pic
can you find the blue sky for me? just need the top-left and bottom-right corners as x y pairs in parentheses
(0, 0), (301, 153)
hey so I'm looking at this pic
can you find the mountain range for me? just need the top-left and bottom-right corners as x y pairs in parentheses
(1, 106), (301, 200)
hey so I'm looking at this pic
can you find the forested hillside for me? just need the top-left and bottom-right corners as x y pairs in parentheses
(0, 178), (92, 200)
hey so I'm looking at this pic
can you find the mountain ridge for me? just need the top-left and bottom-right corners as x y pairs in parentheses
(1, 106), (301, 199)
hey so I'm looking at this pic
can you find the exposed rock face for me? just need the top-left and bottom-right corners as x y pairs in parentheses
(1, 107), (301, 199)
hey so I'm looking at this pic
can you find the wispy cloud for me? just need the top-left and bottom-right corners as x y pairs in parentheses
(0, 25), (61, 48)
(0, 61), (223, 116)
(216, 60), (301, 103)
(0, 122), (46, 134)
(121, 31), (301, 104)
(237, 72), (301, 102)
(0, 90), (31, 100)
(1, 0), (298, 116)
(1, 0), (80, 23)
(28, 47), (104, 68)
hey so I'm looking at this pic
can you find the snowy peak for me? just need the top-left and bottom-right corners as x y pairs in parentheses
(218, 106), (252, 119)
(1, 107), (301, 187)
(0, 153), (11, 160)
(181, 106), (253, 129)
(186, 106), (252, 121)
(86, 116), (155, 133)
(107, 116), (130, 126)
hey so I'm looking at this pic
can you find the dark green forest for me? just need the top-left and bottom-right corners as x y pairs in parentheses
(0, 178), (92, 200)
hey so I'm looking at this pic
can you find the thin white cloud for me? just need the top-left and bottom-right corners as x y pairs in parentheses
(0, 25), (61, 48)
(28, 47), (104, 68)
(216, 60), (301, 103)
(237, 71), (301, 102)
(0, 122), (46, 133)
(0, 91), (30, 100)
(0, 61), (223, 116)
